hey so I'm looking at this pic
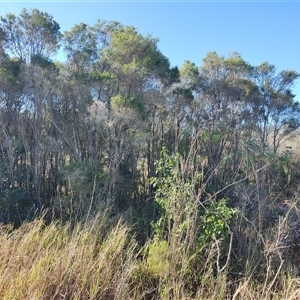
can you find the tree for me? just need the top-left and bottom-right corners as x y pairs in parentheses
(0, 50), (27, 224)
(101, 26), (169, 97)
(0, 8), (60, 63)
(250, 62), (300, 152)
(0, 8), (61, 211)
(98, 26), (170, 205)
(192, 52), (253, 192)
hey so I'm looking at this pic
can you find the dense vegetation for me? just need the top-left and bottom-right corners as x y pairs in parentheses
(1, 8), (300, 299)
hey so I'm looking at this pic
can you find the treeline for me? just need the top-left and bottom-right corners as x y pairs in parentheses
(1, 8), (300, 296)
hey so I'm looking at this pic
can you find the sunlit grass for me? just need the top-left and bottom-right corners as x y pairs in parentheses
(0, 213), (299, 300)
(0, 214), (139, 300)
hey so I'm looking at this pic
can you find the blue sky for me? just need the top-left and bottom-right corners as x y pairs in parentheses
(1, 2), (300, 98)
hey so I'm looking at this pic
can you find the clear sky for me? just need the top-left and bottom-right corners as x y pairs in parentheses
(1, 1), (300, 98)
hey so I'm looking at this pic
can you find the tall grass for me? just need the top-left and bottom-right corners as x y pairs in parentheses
(1, 210), (300, 299)
(0, 213), (140, 300)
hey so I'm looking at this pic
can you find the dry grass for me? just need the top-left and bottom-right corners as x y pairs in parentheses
(0, 212), (300, 300)
(0, 214), (140, 300)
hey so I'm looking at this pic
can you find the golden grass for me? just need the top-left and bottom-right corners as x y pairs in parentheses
(0, 214), (300, 300)
(0, 215), (140, 300)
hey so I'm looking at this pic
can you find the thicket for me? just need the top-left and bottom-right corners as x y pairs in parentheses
(1, 8), (300, 299)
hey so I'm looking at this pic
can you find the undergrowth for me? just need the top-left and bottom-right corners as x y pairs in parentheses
(0, 212), (299, 300)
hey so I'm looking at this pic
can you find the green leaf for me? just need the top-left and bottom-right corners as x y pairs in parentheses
(212, 131), (220, 143)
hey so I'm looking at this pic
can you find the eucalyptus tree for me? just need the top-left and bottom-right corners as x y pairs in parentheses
(0, 8), (61, 210)
(101, 26), (169, 98)
(62, 20), (120, 78)
(169, 60), (198, 154)
(98, 26), (170, 204)
(250, 62), (300, 153)
(192, 52), (254, 192)
(0, 8), (60, 63)
(0, 48), (23, 132)
(0, 47), (26, 223)
(60, 20), (122, 164)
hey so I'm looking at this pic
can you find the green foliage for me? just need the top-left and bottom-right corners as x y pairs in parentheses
(150, 147), (235, 251)
(212, 131), (221, 143)
(0, 58), (23, 91)
(172, 86), (194, 101)
(103, 25), (170, 81)
(0, 8), (61, 62)
(111, 93), (145, 117)
(31, 53), (55, 69)
(199, 199), (235, 245)
(149, 148), (182, 238)
(147, 239), (169, 277)
(223, 51), (252, 73)
(202, 51), (224, 72)
(89, 70), (117, 82)
(167, 66), (180, 84)
(0, 186), (34, 226)
(147, 149), (239, 298)
(180, 60), (199, 85)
